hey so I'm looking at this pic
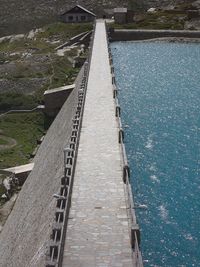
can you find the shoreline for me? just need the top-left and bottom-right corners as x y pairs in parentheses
(118, 37), (200, 43)
(109, 28), (200, 42)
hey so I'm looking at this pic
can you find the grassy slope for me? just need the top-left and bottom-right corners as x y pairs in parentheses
(0, 139), (7, 145)
(0, 0), (128, 36)
(0, 22), (92, 169)
(112, 1), (198, 30)
(0, 93), (38, 112)
(0, 22), (92, 100)
(112, 10), (187, 30)
(0, 113), (45, 169)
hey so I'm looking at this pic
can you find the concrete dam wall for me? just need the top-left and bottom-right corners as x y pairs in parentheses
(0, 20), (144, 267)
(0, 68), (83, 267)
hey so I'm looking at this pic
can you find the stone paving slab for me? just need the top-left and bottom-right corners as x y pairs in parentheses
(62, 20), (133, 267)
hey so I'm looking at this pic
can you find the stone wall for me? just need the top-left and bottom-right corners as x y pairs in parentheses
(110, 28), (200, 41)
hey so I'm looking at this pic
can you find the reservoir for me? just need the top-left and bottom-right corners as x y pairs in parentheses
(111, 42), (200, 267)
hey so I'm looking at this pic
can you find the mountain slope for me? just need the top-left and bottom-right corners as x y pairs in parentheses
(0, 0), (127, 36)
(1, 0), (198, 37)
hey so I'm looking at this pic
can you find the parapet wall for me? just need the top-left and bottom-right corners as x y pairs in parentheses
(110, 28), (200, 41)
(106, 24), (143, 266)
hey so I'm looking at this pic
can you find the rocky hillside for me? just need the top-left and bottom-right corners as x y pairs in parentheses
(1, 0), (199, 37)
(0, 0), (126, 37)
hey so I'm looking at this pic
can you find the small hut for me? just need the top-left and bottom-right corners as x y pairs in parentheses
(61, 5), (96, 23)
(114, 8), (134, 24)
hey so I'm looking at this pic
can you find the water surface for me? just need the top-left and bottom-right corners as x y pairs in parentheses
(111, 42), (200, 267)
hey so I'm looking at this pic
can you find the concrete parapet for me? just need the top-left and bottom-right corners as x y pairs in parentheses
(106, 22), (144, 266)
(131, 224), (141, 248)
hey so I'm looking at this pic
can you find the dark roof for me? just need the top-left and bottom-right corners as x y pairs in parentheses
(61, 5), (96, 17)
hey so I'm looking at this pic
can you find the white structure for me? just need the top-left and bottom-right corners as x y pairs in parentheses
(147, 8), (157, 14)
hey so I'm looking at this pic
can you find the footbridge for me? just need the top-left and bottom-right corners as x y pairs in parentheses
(0, 20), (143, 267)
(46, 20), (143, 267)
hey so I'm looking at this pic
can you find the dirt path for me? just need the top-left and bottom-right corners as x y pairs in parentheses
(0, 129), (17, 151)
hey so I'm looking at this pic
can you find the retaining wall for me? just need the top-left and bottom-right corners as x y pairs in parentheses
(110, 29), (200, 41)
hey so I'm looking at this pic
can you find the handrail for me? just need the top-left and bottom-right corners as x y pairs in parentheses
(105, 22), (144, 267)
(0, 105), (44, 117)
(45, 20), (96, 267)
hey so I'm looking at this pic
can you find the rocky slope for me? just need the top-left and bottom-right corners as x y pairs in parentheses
(0, 0), (125, 37)
(1, 0), (199, 37)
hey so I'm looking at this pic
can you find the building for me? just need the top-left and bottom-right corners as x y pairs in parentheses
(114, 8), (134, 24)
(61, 5), (96, 23)
(114, 8), (127, 24)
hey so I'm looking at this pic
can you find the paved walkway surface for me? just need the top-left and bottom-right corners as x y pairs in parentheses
(62, 20), (133, 267)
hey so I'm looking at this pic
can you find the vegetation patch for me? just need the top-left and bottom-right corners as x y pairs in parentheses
(0, 138), (8, 145)
(50, 55), (79, 88)
(0, 113), (45, 169)
(112, 11), (186, 30)
(36, 22), (93, 43)
(0, 22), (92, 54)
(111, 7), (193, 30)
(0, 93), (38, 112)
(0, 22), (90, 99)
(0, 22), (91, 169)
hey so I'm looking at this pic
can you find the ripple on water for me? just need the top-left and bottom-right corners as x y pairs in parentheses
(145, 136), (154, 149)
(150, 175), (160, 183)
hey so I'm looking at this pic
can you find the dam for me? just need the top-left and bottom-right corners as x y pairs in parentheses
(0, 20), (142, 267)
(61, 20), (136, 267)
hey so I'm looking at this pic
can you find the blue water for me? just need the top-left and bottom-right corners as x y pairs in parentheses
(111, 42), (200, 267)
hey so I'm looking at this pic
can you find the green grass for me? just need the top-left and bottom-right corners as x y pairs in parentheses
(0, 61), (51, 80)
(111, 10), (186, 30)
(0, 36), (54, 54)
(0, 113), (45, 168)
(50, 54), (79, 89)
(0, 138), (8, 145)
(34, 52), (80, 101)
(0, 38), (26, 53)
(36, 22), (93, 42)
(0, 93), (38, 112)
(0, 22), (90, 104)
(0, 22), (93, 54)
(0, 22), (91, 169)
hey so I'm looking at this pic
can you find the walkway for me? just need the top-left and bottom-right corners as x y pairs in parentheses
(62, 20), (133, 267)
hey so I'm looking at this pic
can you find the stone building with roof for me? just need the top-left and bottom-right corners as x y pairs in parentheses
(114, 7), (134, 24)
(61, 5), (96, 23)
